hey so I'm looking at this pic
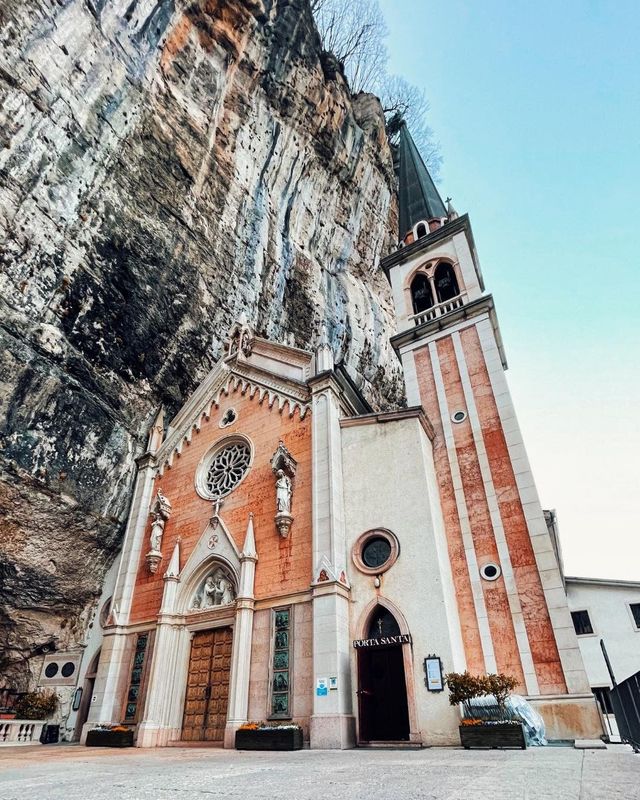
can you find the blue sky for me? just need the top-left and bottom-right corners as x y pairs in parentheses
(379, 0), (639, 579)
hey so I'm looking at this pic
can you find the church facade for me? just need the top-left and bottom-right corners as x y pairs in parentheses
(83, 126), (602, 748)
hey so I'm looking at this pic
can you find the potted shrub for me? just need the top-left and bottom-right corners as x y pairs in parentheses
(235, 722), (303, 751)
(86, 724), (134, 748)
(13, 690), (59, 720)
(445, 671), (526, 750)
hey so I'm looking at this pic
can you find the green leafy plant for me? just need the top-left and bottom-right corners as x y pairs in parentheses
(14, 690), (59, 720)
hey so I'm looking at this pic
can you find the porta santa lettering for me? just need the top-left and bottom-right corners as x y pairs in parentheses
(353, 633), (412, 649)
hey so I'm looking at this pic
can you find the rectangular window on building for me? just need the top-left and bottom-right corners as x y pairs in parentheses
(269, 607), (292, 719)
(571, 610), (594, 636)
(630, 602), (640, 629)
(123, 632), (151, 723)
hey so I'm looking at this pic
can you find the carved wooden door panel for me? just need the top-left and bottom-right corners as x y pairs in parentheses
(182, 627), (233, 743)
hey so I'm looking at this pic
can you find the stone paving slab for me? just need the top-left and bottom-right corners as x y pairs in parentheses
(0, 743), (638, 800)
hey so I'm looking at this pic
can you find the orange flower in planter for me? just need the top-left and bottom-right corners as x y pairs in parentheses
(239, 722), (260, 730)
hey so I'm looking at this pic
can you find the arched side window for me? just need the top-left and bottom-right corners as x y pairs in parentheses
(410, 274), (434, 315)
(367, 606), (402, 639)
(434, 262), (459, 303)
(415, 222), (428, 239)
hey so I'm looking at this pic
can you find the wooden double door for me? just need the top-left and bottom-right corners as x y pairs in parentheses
(182, 627), (233, 743)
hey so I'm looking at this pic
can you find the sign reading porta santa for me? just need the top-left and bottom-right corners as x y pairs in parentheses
(353, 633), (412, 649)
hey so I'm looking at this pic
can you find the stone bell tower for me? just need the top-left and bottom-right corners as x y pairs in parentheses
(380, 124), (601, 738)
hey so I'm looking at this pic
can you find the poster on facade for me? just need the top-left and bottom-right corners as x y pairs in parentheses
(424, 656), (444, 692)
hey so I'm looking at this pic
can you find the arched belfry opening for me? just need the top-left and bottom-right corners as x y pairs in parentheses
(356, 605), (410, 743)
(434, 262), (460, 303)
(410, 273), (434, 315)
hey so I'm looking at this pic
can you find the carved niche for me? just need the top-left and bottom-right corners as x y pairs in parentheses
(270, 441), (297, 538)
(145, 488), (172, 574)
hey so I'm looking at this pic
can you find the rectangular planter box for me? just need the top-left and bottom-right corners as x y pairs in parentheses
(235, 728), (303, 751)
(86, 729), (134, 748)
(459, 722), (526, 750)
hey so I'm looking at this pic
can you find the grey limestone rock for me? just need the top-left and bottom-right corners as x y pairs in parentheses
(0, 0), (404, 686)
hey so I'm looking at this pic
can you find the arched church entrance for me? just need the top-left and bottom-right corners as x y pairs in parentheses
(181, 626), (233, 743)
(180, 562), (237, 744)
(356, 607), (410, 742)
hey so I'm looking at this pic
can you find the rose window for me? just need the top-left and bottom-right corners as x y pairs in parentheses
(204, 441), (251, 499)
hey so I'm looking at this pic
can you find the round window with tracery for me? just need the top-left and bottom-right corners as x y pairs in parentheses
(198, 439), (252, 500)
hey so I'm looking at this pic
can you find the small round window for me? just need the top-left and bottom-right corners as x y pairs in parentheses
(451, 410), (467, 424)
(352, 529), (400, 575)
(196, 437), (252, 500)
(362, 537), (392, 569)
(480, 562), (501, 581)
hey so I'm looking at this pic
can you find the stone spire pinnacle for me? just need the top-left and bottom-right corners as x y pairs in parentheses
(396, 123), (446, 241)
(164, 538), (180, 580)
(315, 320), (334, 373)
(147, 406), (165, 453)
(241, 513), (257, 561)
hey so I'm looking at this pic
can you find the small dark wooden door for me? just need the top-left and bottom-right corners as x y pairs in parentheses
(357, 645), (410, 742)
(182, 627), (233, 743)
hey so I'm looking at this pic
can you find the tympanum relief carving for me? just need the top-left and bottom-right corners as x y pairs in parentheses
(190, 567), (236, 610)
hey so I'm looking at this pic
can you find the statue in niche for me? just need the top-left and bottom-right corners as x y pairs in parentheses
(146, 488), (172, 573)
(192, 567), (236, 609)
(275, 470), (292, 514)
(271, 441), (297, 538)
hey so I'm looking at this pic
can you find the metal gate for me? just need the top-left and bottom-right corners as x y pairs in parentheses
(610, 670), (640, 752)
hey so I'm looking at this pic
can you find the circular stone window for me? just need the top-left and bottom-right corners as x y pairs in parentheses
(451, 410), (467, 424)
(196, 437), (252, 500)
(480, 562), (502, 581)
(352, 529), (400, 575)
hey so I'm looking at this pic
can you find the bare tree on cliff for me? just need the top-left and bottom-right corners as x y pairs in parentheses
(311, 0), (441, 177)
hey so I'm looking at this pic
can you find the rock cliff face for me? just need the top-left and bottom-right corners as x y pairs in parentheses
(0, 0), (402, 687)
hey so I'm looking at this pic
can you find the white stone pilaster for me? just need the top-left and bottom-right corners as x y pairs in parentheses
(225, 515), (258, 747)
(309, 378), (354, 749)
(136, 543), (182, 747)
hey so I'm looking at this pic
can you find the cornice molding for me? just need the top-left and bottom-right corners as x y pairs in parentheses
(340, 406), (435, 441)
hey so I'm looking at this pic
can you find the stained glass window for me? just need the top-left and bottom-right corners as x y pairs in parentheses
(124, 633), (148, 722)
(270, 608), (292, 718)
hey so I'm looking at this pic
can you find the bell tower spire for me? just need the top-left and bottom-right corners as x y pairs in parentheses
(380, 130), (599, 735)
(396, 123), (447, 244)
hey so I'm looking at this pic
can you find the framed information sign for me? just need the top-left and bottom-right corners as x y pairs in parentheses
(424, 655), (444, 692)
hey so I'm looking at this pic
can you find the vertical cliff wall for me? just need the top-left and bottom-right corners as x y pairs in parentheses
(0, 0), (402, 686)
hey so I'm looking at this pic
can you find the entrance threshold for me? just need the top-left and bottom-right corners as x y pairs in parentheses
(358, 741), (423, 749)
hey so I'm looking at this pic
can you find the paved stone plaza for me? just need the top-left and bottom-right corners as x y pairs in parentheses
(0, 744), (638, 800)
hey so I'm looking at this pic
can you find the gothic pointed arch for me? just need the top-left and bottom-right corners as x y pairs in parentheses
(177, 554), (239, 615)
(356, 596), (412, 639)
